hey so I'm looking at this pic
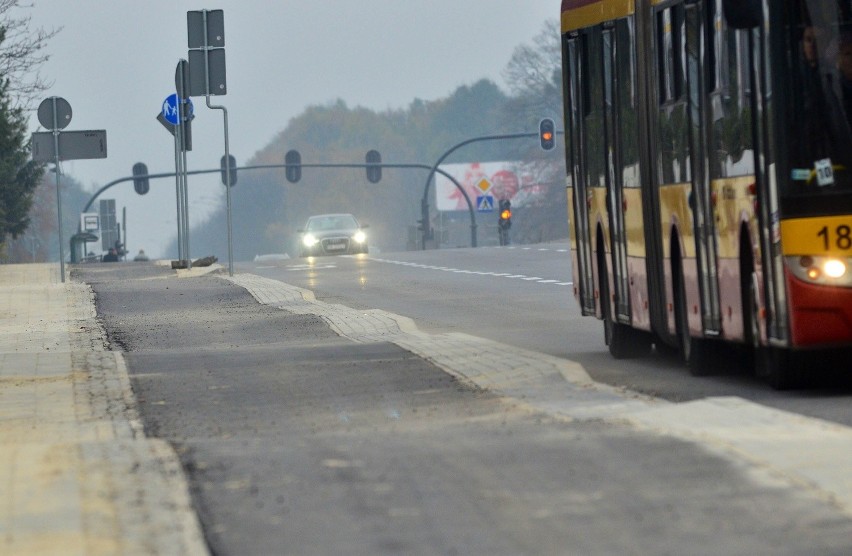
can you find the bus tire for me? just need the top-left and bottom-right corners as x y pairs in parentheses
(673, 264), (715, 374)
(598, 252), (651, 359)
(759, 347), (803, 390)
(611, 323), (653, 359)
(673, 263), (692, 364)
(688, 338), (721, 376)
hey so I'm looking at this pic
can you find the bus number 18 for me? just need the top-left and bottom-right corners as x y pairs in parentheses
(817, 225), (852, 250)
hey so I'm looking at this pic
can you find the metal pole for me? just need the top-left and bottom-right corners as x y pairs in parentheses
(177, 64), (192, 270)
(181, 129), (192, 269)
(52, 98), (66, 282)
(122, 206), (127, 261)
(203, 9), (234, 276)
(173, 124), (184, 261)
(420, 132), (538, 250)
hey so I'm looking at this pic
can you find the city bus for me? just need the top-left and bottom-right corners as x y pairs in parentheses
(560, 0), (852, 388)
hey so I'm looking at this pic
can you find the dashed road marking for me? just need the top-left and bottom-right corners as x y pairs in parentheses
(369, 257), (573, 287)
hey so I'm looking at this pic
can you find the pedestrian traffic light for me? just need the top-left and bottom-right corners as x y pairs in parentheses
(285, 149), (301, 183)
(366, 149), (382, 183)
(220, 154), (237, 186)
(499, 199), (512, 228)
(539, 118), (555, 151)
(132, 162), (149, 195)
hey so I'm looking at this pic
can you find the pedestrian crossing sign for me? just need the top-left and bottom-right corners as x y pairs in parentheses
(476, 195), (494, 212)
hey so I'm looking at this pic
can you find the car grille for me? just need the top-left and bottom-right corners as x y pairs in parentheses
(321, 237), (350, 253)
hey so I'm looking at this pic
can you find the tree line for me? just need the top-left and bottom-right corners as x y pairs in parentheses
(3, 16), (566, 263)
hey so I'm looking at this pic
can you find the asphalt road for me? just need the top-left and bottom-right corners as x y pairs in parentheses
(77, 262), (852, 555)
(242, 244), (852, 427)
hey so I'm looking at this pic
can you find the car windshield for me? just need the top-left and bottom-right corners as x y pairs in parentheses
(305, 215), (358, 231)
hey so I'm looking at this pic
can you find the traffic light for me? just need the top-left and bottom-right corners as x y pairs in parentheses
(539, 118), (555, 151)
(285, 149), (301, 183)
(132, 162), (149, 195)
(220, 154), (237, 186)
(366, 149), (382, 183)
(499, 199), (512, 228)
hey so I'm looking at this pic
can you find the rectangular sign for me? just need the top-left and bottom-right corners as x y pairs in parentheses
(188, 48), (227, 96)
(476, 195), (494, 212)
(31, 130), (107, 162)
(80, 212), (100, 232)
(436, 161), (549, 212)
(187, 9), (225, 49)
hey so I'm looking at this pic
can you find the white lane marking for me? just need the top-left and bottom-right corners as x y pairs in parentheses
(368, 257), (572, 286)
(286, 264), (337, 271)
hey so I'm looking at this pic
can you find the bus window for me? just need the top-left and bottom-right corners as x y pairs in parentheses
(617, 18), (640, 187)
(658, 9), (675, 102)
(655, 4), (690, 184)
(582, 28), (607, 189)
(782, 0), (852, 195)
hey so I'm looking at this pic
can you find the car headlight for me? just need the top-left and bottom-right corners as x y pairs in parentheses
(787, 256), (852, 286)
(352, 230), (366, 243)
(302, 233), (319, 247)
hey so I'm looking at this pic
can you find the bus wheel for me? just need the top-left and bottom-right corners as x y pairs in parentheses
(688, 338), (721, 376)
(599, 262), (650, 359)
(611, 324), (653, 359)
(673, 265), (692, 363)
(759, 347), (803, 390)
(674, 265), (715, 374)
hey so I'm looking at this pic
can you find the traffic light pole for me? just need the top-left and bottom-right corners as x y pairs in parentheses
(420, 132), (536, 250)
(81, 161), (478, 251)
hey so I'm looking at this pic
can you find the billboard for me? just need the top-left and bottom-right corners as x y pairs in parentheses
(435, 161), (547, 212)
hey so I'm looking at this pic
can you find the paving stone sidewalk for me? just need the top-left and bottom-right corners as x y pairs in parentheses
(0, 263), (207, 556)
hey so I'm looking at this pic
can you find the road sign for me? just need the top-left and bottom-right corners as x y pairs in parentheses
(37, 97), (72, 130)
(476, 177), (492, 194)
(187, 9), (225, 48)
(162, 93), (194, 125)
(476, 194), (494, 212)
(188, 49), (227, 96)
(31, 130), (107, 162)
(81, 212), (99, 232)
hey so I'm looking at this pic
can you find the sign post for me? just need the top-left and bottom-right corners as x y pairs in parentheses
(187, 9), (233, 276)
(158, 61), (196, 269)
(32, 97), (107, 282)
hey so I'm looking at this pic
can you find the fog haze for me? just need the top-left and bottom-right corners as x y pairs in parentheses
(25, 1), (556, 258)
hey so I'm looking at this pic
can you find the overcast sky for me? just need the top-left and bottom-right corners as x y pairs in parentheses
(24, 1), (557, 258)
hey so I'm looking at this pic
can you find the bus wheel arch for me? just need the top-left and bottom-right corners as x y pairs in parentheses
(597, 226), (651, 358)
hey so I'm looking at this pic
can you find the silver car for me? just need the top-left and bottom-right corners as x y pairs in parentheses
(297, 213), (369, 257)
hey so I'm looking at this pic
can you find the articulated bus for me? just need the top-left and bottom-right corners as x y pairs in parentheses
(560, 0), (852, 387)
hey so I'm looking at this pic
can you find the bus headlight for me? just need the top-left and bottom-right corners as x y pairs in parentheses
(824, 258), (847, 279)
(352, 230), (366, 243)
(788, 256), (851, 286)
(302, 233), (319, 247)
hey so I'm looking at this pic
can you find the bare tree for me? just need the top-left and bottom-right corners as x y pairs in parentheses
(0, 0), (60, 108)
(501, 19), (562, 122)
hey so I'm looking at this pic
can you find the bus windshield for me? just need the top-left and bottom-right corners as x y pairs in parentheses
(783, 0), (852, 195)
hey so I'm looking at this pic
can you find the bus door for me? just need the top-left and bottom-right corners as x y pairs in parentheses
(748, 3), (786, 342)
(567, 35), (596, 315)
(685, 1), (723, 334)
(603, 27), (631, 321)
